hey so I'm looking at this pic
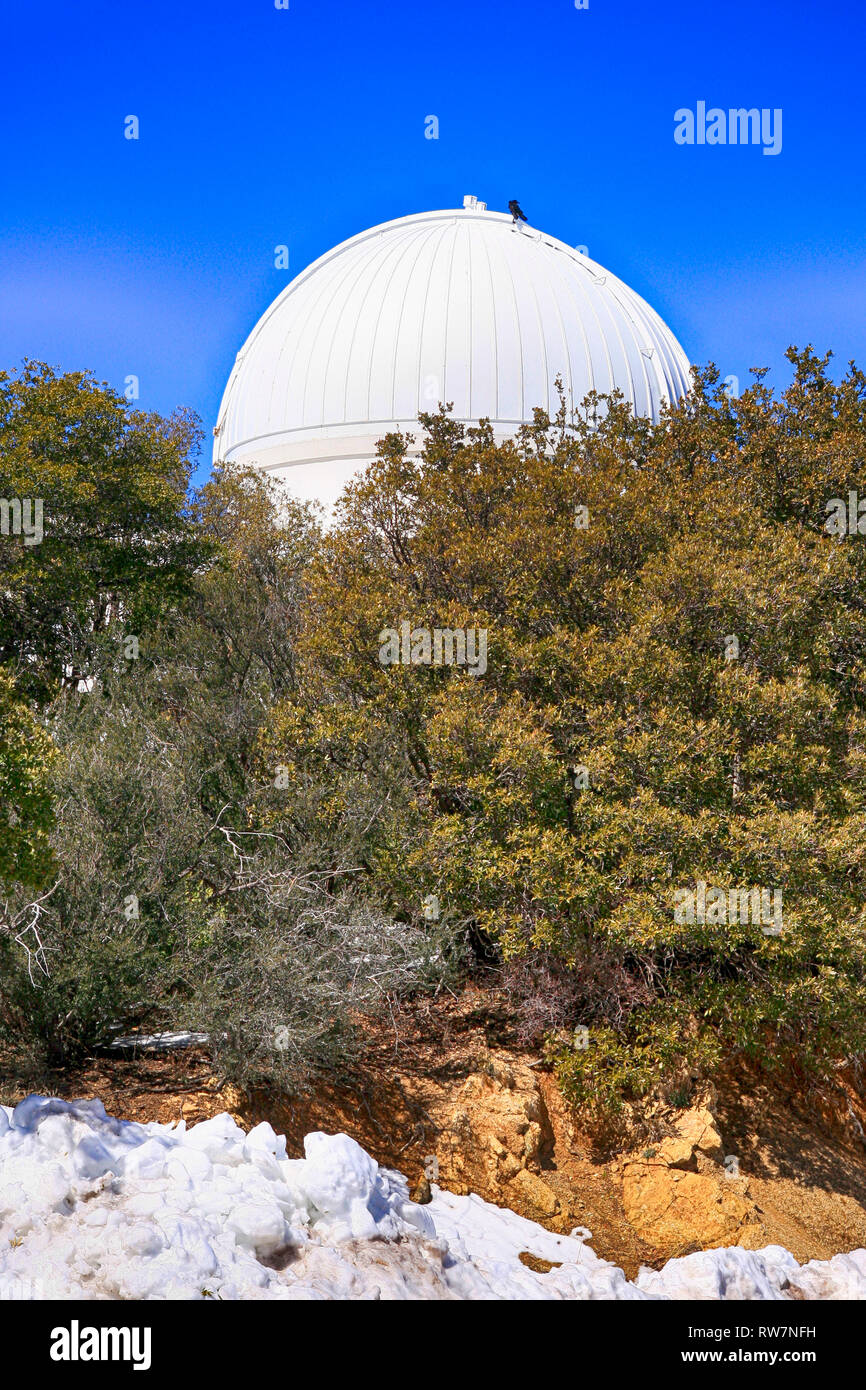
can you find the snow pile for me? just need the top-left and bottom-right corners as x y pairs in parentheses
(106, 1032), (210, 1053)
(1, 1096), (864, 1300)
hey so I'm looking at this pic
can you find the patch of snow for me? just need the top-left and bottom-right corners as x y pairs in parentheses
(0, 1096), (863, 1300)
(106, 1032), (210, 1052)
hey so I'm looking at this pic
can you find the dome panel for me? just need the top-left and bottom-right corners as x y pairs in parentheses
(483, 229), (523, 422)
(213, 204), (692, 510)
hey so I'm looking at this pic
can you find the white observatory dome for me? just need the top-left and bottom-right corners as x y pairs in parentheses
(213, 198), (691, 511)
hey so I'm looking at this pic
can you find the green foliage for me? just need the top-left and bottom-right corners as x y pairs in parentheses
(6, 351), (866, 1114)
(0, 361), (212, 702)
(0, 463), (453, 1079)
(0, 668), (55, 887)
(548, 1014), (720, 1115)
(261, 350), (866, 1109)
(0, 689), (213, 1065)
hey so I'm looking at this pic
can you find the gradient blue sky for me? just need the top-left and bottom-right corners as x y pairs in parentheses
(2, 0), (863, 483)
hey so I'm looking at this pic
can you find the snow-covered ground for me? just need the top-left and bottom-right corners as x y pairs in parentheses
(1, 1096), (865, 1300)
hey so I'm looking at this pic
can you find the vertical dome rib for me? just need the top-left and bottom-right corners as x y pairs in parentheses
(413, 220), (454, 421)
(519, 228), (552, 417)
(552, 250), (596, 410)
(482, 226), (523, 421)
(499, 230), (528, 419)
(477, 212), (500, 420)
(388, 222), (444, 421)
(441, 221), (461, 418)
(539, 252), (575, 418)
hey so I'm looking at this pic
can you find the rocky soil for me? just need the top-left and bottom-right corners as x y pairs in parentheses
(5, 987), (866, 1279)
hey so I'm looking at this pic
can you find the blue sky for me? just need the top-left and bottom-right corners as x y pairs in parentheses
(1, 0), (863, 483)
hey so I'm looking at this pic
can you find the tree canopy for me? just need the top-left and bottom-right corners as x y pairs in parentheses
(4, 350), (866, 1112)
(0, 361), (211, 702)
(260, 349), (866, 1107)
(0, 669), (55, 889)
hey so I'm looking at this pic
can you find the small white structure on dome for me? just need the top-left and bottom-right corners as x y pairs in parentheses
(213, 198), (691, 513)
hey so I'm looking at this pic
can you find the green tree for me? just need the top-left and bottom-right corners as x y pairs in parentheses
(0, 668), (55, 888)
(261, 350), (866, 1109)
(0, 361), (212, 702)
(0, 466), (450, 1077)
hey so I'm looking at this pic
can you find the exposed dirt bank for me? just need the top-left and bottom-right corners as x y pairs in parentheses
(4, 988), (866, 1280)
